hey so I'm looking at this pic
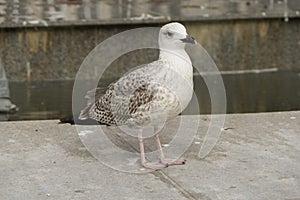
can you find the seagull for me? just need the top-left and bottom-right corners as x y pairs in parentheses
(64, 22), (196, 170)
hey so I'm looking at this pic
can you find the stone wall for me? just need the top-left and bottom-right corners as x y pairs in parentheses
(0, 18), (299, 81)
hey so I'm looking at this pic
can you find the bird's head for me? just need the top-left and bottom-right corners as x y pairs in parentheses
(159, 22), (196, 50)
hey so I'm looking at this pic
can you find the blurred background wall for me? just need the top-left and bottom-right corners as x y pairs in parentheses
(0, 0), (299, 81)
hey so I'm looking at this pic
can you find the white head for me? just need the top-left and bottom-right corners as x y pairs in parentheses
(158, 22), (196, 50)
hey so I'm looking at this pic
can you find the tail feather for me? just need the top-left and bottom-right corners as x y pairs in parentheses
(59, 115), (75, 125)
(59, 113), (100, 125)
(79, 87), (107, 120)
(60, 86), (111, 125)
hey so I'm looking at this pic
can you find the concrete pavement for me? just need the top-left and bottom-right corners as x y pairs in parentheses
(0, 111), (299, 200)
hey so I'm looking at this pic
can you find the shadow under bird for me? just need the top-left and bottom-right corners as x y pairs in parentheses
(60, 22), (197, 170)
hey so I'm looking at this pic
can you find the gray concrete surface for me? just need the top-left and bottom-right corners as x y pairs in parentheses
(0, 111), (299, 200)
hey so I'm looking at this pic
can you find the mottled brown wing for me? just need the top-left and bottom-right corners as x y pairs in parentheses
(79, 83), (154, 126)
(79, 61), (164, 125)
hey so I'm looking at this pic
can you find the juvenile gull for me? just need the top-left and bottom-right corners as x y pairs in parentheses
(78, 22), (196, 170)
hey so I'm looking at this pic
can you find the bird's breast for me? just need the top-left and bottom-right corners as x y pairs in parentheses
(154, 63), (194, 113)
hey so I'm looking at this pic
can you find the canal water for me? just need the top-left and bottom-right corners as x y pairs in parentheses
(6, 70), (300, 121)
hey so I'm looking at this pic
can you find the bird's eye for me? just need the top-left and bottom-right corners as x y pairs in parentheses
(166, 31), (174, 38)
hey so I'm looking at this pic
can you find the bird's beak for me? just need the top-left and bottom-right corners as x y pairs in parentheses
(180, 35), (196, 44)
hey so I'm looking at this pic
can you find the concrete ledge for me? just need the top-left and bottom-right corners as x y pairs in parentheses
(0, 111), (299, 199)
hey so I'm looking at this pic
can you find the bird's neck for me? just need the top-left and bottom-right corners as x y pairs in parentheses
(159, 48), (192, 66)
(159, 48), (193, 82)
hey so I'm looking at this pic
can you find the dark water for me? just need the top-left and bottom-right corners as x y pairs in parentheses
(6, 70), (300, 121)
(8, 81), (74, 121)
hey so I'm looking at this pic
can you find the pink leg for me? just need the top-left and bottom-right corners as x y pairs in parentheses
(154, 133), (186, 166)
(138, 135), (167, 170)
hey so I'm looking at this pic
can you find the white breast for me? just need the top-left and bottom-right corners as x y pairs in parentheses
(159, 50), (194, 113)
